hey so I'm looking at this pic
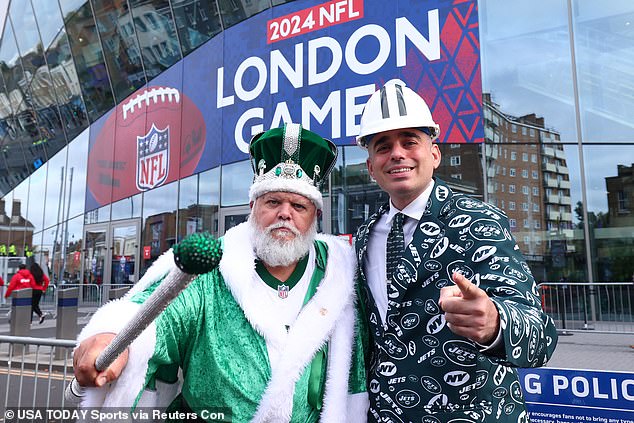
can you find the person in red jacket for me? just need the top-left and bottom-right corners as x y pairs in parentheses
(29, 262), (50, 324)
(5, 264), (35, 299)
(4, 264), (35, 306)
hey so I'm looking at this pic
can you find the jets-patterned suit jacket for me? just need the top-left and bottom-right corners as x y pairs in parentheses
(355, 178), (558, 423)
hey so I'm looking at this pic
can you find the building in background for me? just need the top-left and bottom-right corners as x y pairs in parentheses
(0, 0), (633, 287)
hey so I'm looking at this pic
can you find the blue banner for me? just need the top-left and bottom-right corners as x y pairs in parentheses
(86, 0), (483, 209)
(518, 367), (634, 422)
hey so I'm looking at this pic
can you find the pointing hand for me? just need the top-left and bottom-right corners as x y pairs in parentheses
(439, 272), (500, 345)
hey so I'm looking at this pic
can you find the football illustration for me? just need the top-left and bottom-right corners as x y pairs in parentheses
(87, 86), (206, 206)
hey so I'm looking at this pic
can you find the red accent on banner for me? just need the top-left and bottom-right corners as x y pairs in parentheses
(74, 251), (81, 263)
(267, 0), (364, 44)
(143, 246), (152, 259)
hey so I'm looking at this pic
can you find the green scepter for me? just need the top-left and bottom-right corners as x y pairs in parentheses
(66, 232), (222, 403)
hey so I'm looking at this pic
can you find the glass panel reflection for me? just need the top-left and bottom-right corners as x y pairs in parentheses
(10, 1), (68, 161)
(483, 93), (586, 282)
(178, 167), (220, 240)
(218, 0), (269, 29)
(111, 194), (142, 221)
(111, 223), (138, 284)
(171, 0), (222, 55)
(59, 0), (115, 121)
(141, 181), (177, 274)
(573, 2), (634, 142)
(34, 0), (90, 141)
(0, 18), (43, 192)
(330, 146), (387, 236)
(583, 145), (634, 282)
(479, 0), (578, 142)
(62, 215), (84, 284)
(220, 160), (251, 206)
(90, 0), (147, 102)
(128, 0), (182, 79)
(83, 226), (107, 285)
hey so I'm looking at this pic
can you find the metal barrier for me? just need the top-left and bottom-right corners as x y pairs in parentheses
(0, 335), (76, 410)
(537, 282), (634, 334)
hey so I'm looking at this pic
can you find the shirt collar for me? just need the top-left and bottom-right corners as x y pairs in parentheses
(386, 179), (436, 224)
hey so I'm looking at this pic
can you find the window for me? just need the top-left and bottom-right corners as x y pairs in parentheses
(451, 173), (462, 180)
(509, 185), (516, 193)
(522, 203), (528, 211)
(522, 186), (529, 195)
(532, 170), (539, 179)
(522, 152), (528, 162)
(533, 203), (540, 212)
(522, 127), (527, 135)
(510, 168), (516, 177)
(512, 124), (517, 133)
(510, 219), (516, 228)
(450, 156), (461, 166)
(530, 128), (535, 137)
(523, 235), (530, 244)
(501, 184), (505, 193)
(533, 187), (539, 196)
(450, 143), (461, 148)
(511, 151), (517, 160)
(523, 219), (529, 228)
(522, 169), (528, 178)
(617, 191), (629, 212)
(509, 201), (516, 210)
(531, 154), (537, 163)
(501, 200), (505, 208)
(502, 167), (507, 176)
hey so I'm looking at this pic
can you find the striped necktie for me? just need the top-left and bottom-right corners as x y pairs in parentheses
(386, 213), (405, 279)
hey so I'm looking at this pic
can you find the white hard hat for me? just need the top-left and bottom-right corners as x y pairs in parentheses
(356, 79), (440, 149)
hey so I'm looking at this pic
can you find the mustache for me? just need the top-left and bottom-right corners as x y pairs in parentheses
(264, 221), (300, 237)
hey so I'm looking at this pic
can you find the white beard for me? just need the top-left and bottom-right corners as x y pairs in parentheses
(249, 218), (317, 267)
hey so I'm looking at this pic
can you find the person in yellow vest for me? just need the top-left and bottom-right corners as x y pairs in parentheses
(8, 244), (17, 256)
(0, 244), (6, 256)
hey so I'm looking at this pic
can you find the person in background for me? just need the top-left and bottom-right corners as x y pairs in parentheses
(30, 262), (50, 324)
(354, 79), (559, 422)
(4, 264), (35, 299)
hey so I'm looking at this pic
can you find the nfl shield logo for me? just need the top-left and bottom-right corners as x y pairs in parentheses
(277, 284), (289, 299)
(137, 123), (169, 190)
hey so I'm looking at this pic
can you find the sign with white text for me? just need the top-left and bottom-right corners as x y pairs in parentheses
(518, 367), (634, 423)
(86, 0), (483, 210)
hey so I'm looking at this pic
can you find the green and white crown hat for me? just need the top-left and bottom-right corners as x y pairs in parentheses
(249, 123), (337, 210)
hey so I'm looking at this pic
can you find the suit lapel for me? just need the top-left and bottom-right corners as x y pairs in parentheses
(355, 204), (389, 336)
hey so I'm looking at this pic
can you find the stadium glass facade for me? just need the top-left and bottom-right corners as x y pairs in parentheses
(0, 0), (633, 288)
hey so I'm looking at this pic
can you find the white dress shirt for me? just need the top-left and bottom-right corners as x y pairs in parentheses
(364, 181), (435, 324)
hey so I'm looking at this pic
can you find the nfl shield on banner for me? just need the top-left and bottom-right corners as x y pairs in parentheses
(277, 284), (289, 299)
(137, 123), (169, 191)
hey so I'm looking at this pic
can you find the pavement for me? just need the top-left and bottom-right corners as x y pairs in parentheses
(1, 306), (633, 374)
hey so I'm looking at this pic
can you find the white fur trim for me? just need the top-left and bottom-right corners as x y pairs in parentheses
(319, 302), (355, 422)
(249, 178), (323, 209)
(220, 223), (357, 422)
(77, 299), (158, 409)
(347, 393), (370, 423)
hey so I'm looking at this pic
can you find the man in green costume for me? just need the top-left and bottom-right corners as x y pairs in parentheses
(73, 123), (368, 422)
